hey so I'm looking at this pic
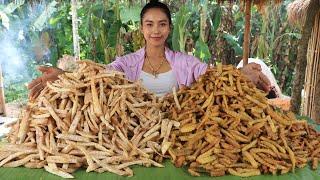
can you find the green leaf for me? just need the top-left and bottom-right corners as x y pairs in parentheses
(3, 0), (25, 14)
(0, 11), (10, 29)
(90, 2), (114, 21)
(273, 32), (302, 45)
(33, 1), (58, 31)
(107, 20), (122, 47)
(222, 33), (243, 56)
(0, 160), (319, 180)
(120, 5), (141, 23)
(172, 5), (192, 52)
(195, 38), (211, 63)
(211, 6), (221, 34)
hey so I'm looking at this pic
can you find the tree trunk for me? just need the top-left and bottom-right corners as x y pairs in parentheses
(290, 0), (320, 114)
(242, 0), (251, 66)
(71, 0), (80, 60)
(199, 0), (207, 42)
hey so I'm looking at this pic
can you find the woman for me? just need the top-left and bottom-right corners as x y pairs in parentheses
(28, 0), (270, 99)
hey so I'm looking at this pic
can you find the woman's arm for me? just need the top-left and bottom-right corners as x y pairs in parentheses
(28, 67), (64, 100)
(106, 56), (127, 72)
(190, 58), (208, 80)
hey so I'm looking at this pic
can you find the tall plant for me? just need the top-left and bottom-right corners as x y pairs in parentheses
(172, 4), (193, 52)
(253, 1), (300, 96)
(194, 0), (211, 63)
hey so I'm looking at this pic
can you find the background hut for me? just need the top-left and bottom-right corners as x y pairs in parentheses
(287, 0), (320, 122)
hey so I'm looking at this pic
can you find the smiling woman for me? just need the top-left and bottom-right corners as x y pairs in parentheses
(28, 0), (272, 99)
(107, 0), (208, 97)
(106, 0), (271, 97)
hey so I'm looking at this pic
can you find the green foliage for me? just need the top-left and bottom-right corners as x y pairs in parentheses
(0, 0), (25, 29)
(195, 38), (211, 63)
(252, 1), (300, 96)
(5, 82), (28, 102)
(222, 33), (242, 56)
(172, 4), (193, 52)
(1, 0), (300, 103)
(120, 5), (141, 23)
(33, 1), (57, 31)
(211, 5), (221, 35)
(108, 20), (122, 47)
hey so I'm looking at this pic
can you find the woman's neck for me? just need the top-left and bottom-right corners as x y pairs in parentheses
(145, 45), (165, 59)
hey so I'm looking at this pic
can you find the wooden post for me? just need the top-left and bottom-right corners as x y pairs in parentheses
(0, 64), (6, 116)
(242, 0), (252, 66)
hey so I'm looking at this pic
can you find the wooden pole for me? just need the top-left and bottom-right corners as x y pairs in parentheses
(0, 64), (6, 116)
(242, 0), (252, 66)
(71, 0), (80, 61)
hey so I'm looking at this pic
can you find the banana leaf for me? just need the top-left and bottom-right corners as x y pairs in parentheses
(172, 5), (192, 52)
(222, 33), (242, 56)
(107, 20), (122, 47)
(195, 38), (211, 63)
(33, 1), (58, 31)
(120, 5), (141, 23)
(0, 160), (319, 180)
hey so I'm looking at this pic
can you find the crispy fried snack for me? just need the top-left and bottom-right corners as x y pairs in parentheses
(1, 61), (177, 178)
(162, 64), (320, 177)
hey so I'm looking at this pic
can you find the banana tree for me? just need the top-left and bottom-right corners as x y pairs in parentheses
(172, 4), (193, 52)
(194, 0), (211, 63)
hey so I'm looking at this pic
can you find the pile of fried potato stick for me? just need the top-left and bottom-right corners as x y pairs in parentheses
(161, 64), (320, 177)
(0, 61), (178, 178)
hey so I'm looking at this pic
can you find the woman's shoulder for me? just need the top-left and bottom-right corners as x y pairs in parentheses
(167, 48), (200, 63)
(116, 48), (144, 62)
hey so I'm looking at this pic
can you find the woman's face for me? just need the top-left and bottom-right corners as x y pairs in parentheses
(141, 8), (170, 48)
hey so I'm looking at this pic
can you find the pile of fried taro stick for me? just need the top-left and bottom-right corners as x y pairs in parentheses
(161, 64), (320, 177)
(0, 61), (178, 178)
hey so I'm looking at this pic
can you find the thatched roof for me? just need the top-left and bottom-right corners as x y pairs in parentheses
(287, 0), (311, 28)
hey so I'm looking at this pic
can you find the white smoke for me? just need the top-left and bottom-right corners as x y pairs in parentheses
(0, 35), (29, 80)
(0, 0), (55, 102)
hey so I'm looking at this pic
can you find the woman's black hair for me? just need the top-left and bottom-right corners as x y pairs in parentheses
(140, 0), (172, 25)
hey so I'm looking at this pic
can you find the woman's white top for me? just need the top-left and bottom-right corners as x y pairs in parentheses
(140, 70), (178, 97)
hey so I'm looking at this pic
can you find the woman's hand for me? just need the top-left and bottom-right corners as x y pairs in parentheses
(241, 63), (271, 93)
(28, 66), (64, 100)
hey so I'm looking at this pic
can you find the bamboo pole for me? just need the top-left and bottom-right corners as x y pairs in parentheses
(311, 12), (320, 122)
(0, 64), (6, 116)
(310, 13), (318, 117)
(71, 0), (80, 60)
(242, 0), (252, 66)
(302, 14), (316, 116)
